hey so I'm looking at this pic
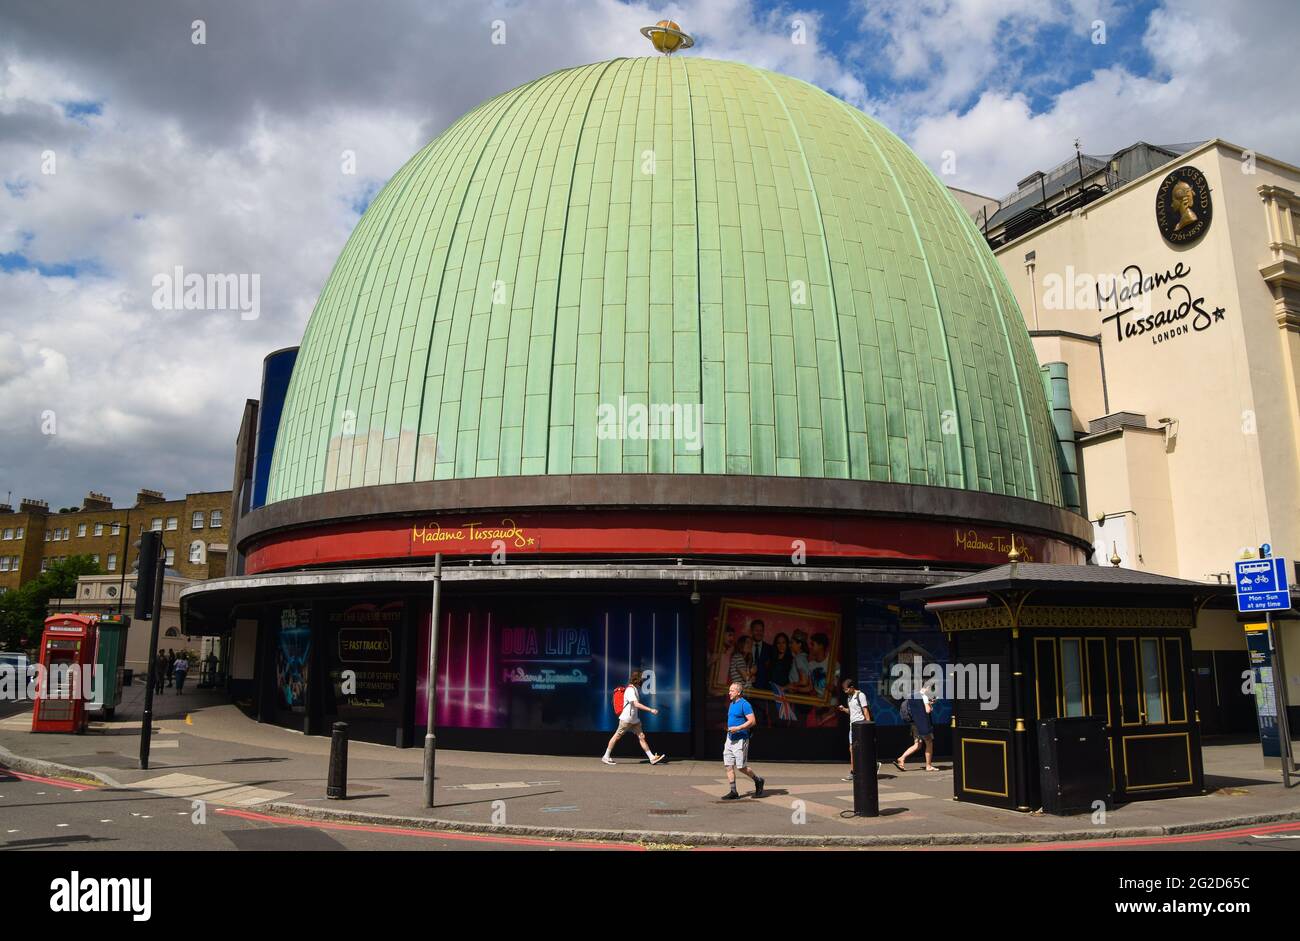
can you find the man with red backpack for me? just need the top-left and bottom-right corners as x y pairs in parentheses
(601, 670), (666, 765)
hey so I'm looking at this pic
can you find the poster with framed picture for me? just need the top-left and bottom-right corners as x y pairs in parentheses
(706, 596), (842, 729)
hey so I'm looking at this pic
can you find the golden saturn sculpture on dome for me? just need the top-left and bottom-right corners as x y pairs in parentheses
(640, 19), (694, 54)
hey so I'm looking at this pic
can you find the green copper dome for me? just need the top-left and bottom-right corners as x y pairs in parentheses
(267, 57), (1062, 506)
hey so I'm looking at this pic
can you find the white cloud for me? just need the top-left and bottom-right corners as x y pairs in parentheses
(904, 0), (1300, 196)
(0, 0), (858, 506)
(855, 0), (1117, 120)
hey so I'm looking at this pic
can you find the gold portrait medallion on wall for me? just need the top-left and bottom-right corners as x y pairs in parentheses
(1155, 165), (1212, 245)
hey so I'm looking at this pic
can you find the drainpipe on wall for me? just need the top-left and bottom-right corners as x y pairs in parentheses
(1024, 251), (1039, 331)
(1042, 362), (1081, 514)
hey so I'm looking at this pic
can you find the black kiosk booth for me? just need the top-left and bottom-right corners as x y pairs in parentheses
(905, 560), (1233, 813)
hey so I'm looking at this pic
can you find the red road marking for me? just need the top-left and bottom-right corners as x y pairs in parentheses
(0, 767), (100, 791)
(215, 807), (647, 850)
(997, 820), (1300, 850)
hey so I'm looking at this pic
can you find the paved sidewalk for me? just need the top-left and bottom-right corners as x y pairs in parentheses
(2, 690), (1298, 846)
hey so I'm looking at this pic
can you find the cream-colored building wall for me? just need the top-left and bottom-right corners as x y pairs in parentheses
(1122, 429), (1179, 575)
(1077, 431), (1130, 516)
(1210, 147), (1300, 563)
(1079, 428), (1179, 574)
(1195, 609), (1247, 650)
(996, 140), (1300, 583)
(948, 186), (999, 224)
(1031, 335), (1107, 435)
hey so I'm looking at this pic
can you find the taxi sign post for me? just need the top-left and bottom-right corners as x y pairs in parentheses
(1236, 556), (1295, 786)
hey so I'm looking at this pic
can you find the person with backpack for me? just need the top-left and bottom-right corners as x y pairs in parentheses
(893, 682), (937, 771)
(837, 677), (872, 782)
(601, 670), (665, 765)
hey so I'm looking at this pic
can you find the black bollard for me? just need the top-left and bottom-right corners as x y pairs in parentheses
(327, 721), (349, 800)
(851, 721), (879, 817)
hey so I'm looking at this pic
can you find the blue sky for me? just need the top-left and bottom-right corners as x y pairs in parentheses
(804, 0), (1160, 116)
(0, 0), (1297, 506)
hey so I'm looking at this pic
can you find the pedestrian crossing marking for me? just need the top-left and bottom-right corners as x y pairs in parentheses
(835, 791), (933, 803)
(130, 772), (290, 806)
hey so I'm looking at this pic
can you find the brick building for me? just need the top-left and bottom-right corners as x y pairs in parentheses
(0, 488), (232, 594)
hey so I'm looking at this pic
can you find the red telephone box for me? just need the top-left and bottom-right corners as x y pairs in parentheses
(32, 615), (98, 734)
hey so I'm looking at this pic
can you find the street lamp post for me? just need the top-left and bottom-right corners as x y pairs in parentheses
(422, 553), (442, 808)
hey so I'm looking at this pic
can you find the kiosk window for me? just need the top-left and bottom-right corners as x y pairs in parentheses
(1085, 638), (1109, 723)
(1163, 637), (1187, 723)
(1140, 638), (1165, 724)
(1117, 639), (1141, 725)
(1061, 639), (1085, 717)
(1034, 638), (1059, 719)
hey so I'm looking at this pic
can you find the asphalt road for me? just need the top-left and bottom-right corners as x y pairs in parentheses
(0, 767), (608, 851)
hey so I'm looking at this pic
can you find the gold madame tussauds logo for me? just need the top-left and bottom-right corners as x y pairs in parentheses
(955, 529), (1033, 560)
(411, 519), (534, 549)
(1155, 166), (1212, 245)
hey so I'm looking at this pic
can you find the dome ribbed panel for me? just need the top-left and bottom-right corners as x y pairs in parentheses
(266, 58), (1063, 507)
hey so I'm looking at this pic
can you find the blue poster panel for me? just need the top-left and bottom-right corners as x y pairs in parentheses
(416, 598), (691, 733)
(854, 599), (952, 727)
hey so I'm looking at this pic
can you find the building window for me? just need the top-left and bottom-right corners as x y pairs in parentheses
(107, 554), (117, 572)
(92, 554), (100, 565)
(15, 527), (22, 539)
(165, 548), (175, 566)
(94, 523), (103, 536)
(45, 531), (51, 542)
(151, 518), (162, 532)
(192, 511), (205, 529)
(0, 557), (9, 572)
(77, 523), (87, 537)
(188, 541), (203, 563)
(2, 528), (11, 540)
(111, 522), (120, 536)
(40, 559), (48, 572)
(210, 509), (223, 528)
(166, 517), (178, 531)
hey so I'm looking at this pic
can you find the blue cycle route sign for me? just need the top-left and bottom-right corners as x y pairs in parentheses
(1235, 557), (1291, 613)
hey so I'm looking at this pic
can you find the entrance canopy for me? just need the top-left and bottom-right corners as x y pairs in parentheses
(181, 561), (967, 635)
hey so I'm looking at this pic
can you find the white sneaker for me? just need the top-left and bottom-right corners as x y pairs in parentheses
(649, 754), (665, 765)
(601, 756), (616, 765)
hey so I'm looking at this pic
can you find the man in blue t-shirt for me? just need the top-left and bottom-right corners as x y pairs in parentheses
(721, 682), (765, 800)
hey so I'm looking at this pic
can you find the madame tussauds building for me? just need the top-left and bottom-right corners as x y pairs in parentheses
(182, 47), (1107, 762)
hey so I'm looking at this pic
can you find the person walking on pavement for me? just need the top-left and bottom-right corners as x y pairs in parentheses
(894, 682), (938, 771)
(837, 677), (873, 781)
(721, 682), (764, 800)
(173, 653), (190, 695)
(165, 648), (176, 688)
(601, 670), (665, 765)
(153, 649), (167, 694)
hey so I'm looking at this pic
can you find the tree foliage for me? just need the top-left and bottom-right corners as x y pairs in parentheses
(0, 555), (102, 651)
